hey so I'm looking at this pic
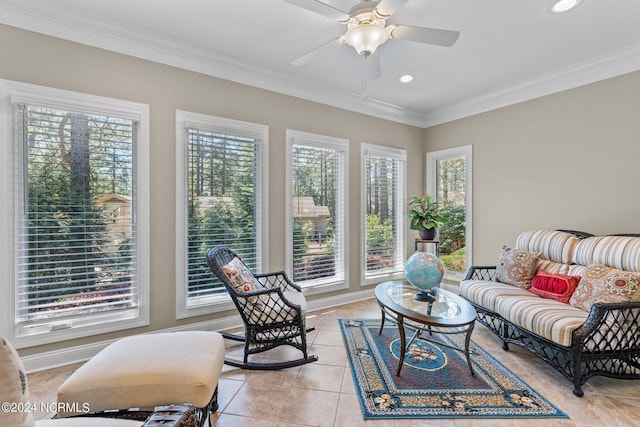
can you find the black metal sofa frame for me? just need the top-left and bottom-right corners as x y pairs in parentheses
(462, 232), (640, 397)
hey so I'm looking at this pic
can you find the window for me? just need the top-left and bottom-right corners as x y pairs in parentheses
(0, 80), (150, 347)
(426, 145), (472, 277)
(362, 144), (407, 284)
(176, 111), (267, 318)
(286, 130), (348, 294)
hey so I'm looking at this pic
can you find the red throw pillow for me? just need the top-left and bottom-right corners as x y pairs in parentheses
(530, 270), (581, 303)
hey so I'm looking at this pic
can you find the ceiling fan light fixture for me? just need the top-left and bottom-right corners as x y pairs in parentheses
(551, 0), (582, 13)
(344, 22), (390, 55)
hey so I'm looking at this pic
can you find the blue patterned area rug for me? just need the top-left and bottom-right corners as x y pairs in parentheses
(339, 318), (568, 420)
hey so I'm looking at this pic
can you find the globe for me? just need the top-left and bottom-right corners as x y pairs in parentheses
(404, 252), (445, 301)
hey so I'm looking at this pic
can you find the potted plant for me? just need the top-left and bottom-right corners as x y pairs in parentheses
(408, 194), (448, 240)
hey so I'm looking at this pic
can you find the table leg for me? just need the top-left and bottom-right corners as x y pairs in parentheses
(396, 315), (406, 376)
(426, 302), (434, 336)
(377, 303), (386, 335)
(464, 322), (476, 376)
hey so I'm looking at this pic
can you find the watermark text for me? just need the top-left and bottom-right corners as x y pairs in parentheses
(2, 401), (90, 413)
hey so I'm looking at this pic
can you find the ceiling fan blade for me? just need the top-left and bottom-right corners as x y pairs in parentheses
(391, 25), (460, 47)
(292, 37), (343, 66)
(366, 54), (381, 80)
(284, 0), (350, 21)
(375, 0), (409, 17)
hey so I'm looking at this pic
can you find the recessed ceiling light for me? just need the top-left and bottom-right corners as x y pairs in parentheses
(398, 74), (415, 83)
(551, 0), (582, 13)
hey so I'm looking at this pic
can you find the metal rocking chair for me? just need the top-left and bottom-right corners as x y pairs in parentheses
(206, 247), (317, 370)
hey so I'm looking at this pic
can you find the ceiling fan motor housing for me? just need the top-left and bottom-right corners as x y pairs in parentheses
(343, 1), (391, 55)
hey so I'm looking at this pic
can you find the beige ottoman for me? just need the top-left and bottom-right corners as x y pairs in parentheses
(57, 331), (224, 422)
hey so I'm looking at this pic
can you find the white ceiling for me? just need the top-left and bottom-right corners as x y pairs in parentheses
(2, 0), (640, 127)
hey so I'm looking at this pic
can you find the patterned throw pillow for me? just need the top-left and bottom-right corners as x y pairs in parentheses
(569, 263), (640, 311)
(529, 270), (582, 303)
(0, 338), (35, 427)
(223, 257), (261, 294)
(495, 247), (542, 289)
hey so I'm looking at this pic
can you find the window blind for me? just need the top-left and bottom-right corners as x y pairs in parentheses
(186, 128), (260, 299)
(364, 147), (405, 276)
(15, 104), (138, 325)
(291, 143), (345, 284)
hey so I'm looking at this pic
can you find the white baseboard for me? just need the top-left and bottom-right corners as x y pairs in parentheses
(23, 289), (376, 373)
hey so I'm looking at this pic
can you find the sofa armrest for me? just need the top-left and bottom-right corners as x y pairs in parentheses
(574, 301), (640, 353)
(463, 266), (497, 281)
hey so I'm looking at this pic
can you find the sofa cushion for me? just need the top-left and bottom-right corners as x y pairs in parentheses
(569, 263), (640, 311)
(537, 259), (571, 275)
(495, 247), (541, 289)
(530, 270), (581, 304)
(496, 295), (589, 347)
(516, 230), (582, 264)
(568, 264), (587, 277)
(460, 280), (533, 313)
(573, 235), (640, 272)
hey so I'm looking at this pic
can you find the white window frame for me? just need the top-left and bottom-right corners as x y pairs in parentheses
(0, 80), (150, 348)
(285, 129), (349, 295)
(361, 143), (407, 285)
(175, 110), (269, 318)
(426, 144), (473, 280)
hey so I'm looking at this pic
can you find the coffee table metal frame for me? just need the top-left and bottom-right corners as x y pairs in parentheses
(374, 281), (477, 376)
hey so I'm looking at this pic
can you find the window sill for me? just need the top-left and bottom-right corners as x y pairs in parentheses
(12, 311), (149, 349)
(176, 295), (235, 319)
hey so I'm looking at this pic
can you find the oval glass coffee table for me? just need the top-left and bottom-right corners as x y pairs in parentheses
(375, 281), (477, 376)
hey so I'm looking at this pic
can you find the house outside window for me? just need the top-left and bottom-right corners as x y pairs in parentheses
(362, 144), (407, 284)
(286, 130), (348, 295)
(426, 145), (473, 277)
(176, 111), (268, 318)
(0, 80), (150, 347)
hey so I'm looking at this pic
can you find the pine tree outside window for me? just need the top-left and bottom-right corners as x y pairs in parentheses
(175, 111), (267, 318)
(286, 130), (348, 295)
(0, 80), (150, 347)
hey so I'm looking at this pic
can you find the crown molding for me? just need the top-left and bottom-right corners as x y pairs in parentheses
(1, 1), (638, 129)
(421, 42), (640, 127)
(0, 1), (427, 127)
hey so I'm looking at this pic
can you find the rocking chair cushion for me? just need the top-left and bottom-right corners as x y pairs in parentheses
(223, 257), (263, 299)
(247, 291), (306, 324)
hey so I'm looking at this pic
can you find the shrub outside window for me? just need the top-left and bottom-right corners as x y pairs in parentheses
(362, 144), (407, 284)
(426, 145), (473, 277)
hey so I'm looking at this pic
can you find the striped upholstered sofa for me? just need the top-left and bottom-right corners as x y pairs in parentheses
(460, 230), (640, 396)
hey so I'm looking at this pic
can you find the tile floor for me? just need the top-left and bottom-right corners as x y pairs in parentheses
(28, 287), (640, 426)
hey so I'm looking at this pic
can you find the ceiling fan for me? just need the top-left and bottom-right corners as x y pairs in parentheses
(285, 0), (460, 80)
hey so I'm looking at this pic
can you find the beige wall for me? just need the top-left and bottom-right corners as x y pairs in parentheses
(0, 24), (424, 356)
(424, 70), (640, 265)
(5, 21), (640, 358)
